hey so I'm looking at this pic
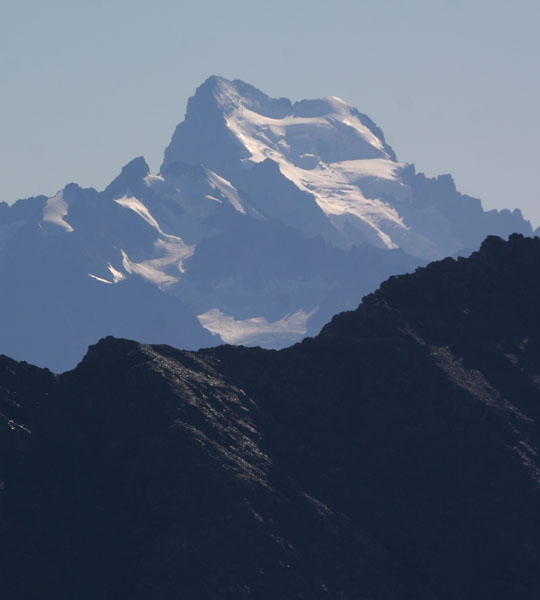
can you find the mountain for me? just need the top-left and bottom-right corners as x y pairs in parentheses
(2, 233), (540, 599)
(162, 76), (532, 257)
(1, 76), (534, 371)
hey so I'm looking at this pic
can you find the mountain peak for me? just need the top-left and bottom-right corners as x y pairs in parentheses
(194, 75), (293, 119)
(162, 76), (395, 179)
(104, 156), (149, 198)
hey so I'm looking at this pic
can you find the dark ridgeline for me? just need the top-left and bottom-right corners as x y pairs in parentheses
(2, 233), (540, 598)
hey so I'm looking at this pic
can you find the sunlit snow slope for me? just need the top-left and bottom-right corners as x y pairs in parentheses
(162, 76), (530, 262)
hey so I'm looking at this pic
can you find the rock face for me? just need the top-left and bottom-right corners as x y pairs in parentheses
(1, 233), (540, 599)
(0, 76), (534, 370)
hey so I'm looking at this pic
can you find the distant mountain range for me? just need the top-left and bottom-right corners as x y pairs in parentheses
(1, 76), (535, 371)
(2, 234), (540, 598)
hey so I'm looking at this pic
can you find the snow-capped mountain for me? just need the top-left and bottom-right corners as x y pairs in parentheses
(0, 76), (533, 371)
(162, 76), (531, 259)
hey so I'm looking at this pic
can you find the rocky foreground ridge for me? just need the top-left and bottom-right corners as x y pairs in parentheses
(2, 234), (540, 598)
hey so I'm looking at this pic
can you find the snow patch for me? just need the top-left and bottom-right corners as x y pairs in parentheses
(42, 190), (73, 232)
(88, 273), (112, 284)
(121, 237), (194, 289)
(206, 170), (246, 214)
(144, 174), (165, 186)
(108, 264), (126, 283)
(277, 159), (405, 249)
(114, 194), (195, 286)
(197, 308), (315, 346)
(114, 195), (163, 232)
(88, 263), (126, 285)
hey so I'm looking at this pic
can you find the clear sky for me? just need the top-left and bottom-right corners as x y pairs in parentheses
(2, 0), (539, 224)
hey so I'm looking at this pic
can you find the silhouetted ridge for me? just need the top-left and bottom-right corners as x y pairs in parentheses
(319, 233), (540, 337)
(2, 235), (540, 597)
(75, 335), (151, 372)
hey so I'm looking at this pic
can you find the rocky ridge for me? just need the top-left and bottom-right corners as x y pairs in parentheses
(1, 234), (540, 598)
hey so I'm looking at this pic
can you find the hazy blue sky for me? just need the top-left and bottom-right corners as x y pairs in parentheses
(2, 0), (539, 223)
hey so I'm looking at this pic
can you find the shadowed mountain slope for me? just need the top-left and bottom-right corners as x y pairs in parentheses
(1, 234), (540, 597)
